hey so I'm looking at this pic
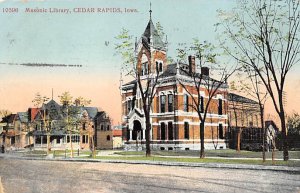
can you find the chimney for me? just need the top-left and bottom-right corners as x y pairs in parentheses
(188, 55), (195, 74)
(201, 67), (209, 76)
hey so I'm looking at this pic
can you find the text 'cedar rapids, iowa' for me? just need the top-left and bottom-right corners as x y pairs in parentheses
(2, 7), (138, 14)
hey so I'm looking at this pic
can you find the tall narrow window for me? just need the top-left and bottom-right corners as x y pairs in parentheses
(184, 122), (189, 139)
(168, 122), (173, 140)
(168, 94), (173, 112)
(200, 96), (204, 113)
(161, 122), (166, 140)
(218, 99), (223, 115)
(141, 62), (148, 75)
(127, 99), (132, 113)
(145, 62), (148, 75)
(160, 95), (166, 113)
(184, 94), (189, 112)
(126, 127), (130, 141)
(218, 123), (224, 139)
(159, 62), (163, 72)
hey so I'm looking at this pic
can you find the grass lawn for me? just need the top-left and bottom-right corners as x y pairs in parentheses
(20, 149), (300, 167)
(23, 149), (98, 158)
(114, 149), (300, 159)
(95, 155), (300, 167)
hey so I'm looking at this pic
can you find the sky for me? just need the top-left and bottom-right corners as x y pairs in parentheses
(0, 0), (299, 125)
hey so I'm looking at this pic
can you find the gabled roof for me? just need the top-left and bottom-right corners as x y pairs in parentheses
(228, 93), (258, 104)
(44, 99), (63, 120)
(141, 19), (166, 50)
(17, 112), (28, 123)
(1, 114), (17, 124)
(28, 108), (40, 122)
(83, 107), (98, 119)
(95, 111), (109, 120)
(265, 120), (279, 131)
(113, 129), (122, 137)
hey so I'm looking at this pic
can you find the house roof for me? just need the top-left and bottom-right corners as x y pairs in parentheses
(83, 107), (98, 119)
(17, 112), (28, 123)
(0, 114), (16, 124)
(265, 120), (279, 131)
(228, 93), (258, 104)
(112, 129), (122, 137)
(29, 108), (40, 122)
(141, 19), (166, 50)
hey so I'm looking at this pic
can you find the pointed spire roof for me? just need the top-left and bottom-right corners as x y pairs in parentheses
(141, 18), (166, 50)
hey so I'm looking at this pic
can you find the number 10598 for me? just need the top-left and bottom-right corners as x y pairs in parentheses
(2, 8), (18, 13)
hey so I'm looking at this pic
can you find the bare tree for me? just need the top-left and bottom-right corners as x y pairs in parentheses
(59, 92), (91, 158)
(239, 66), (268, 161)
(58, 92), (91, 157)
(32, 93), (51, 155)
(227, 85), (243, 152)
(177, 39), (235, 158)
(0, 110), (12, 121)
(115, 28), (161, 157)
(217, 0), (300, 161)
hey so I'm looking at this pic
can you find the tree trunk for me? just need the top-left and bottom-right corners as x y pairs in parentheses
(91, 135), (95, 158)
(28, 134), (32, 151)
(260, 106), (265, 162)
(237, 128), (241, 152)
(47, 134), (51, 155)
(145, 114), (151, 157)
(200, 122), (205, 158)
(280, 111), (289, 161)
(70, 132), (73, 158)
(272, 139), (276, 165)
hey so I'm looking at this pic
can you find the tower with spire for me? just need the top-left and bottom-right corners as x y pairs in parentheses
(134, 4), (168, 78)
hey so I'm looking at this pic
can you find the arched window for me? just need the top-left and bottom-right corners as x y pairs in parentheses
(160, 94), (166, 113)
(168, 94), (173, 112)
(218, 98), (223, 115)
(184, 94), (189, 112)
(106, 135), (111, 141)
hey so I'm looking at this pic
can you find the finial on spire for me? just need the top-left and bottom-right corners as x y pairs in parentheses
(149, 2), (152, 19)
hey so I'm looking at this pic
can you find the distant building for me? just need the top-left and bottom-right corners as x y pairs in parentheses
(227, 93), (263, 150)
(32, 99), (98, 151)
(265, 120), (278, 151)
(112, 126), (123, 149)
(0, 114), (17, 149)
(94, 112), (123, 149)
(94, 111), (113, 149)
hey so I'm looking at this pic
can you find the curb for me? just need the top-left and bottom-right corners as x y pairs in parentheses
(1, 154), (300, 173)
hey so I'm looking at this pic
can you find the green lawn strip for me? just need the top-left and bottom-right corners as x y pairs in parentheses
(96, 155), (300, 167)
(114, 150), (300, 159)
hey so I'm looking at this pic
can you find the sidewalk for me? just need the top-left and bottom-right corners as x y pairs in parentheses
(0, 153), (299, 173)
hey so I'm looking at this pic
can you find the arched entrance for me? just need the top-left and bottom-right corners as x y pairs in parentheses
(132, 120), (143, 140)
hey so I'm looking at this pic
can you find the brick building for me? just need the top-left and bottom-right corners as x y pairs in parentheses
(121, 15), (228, 150)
